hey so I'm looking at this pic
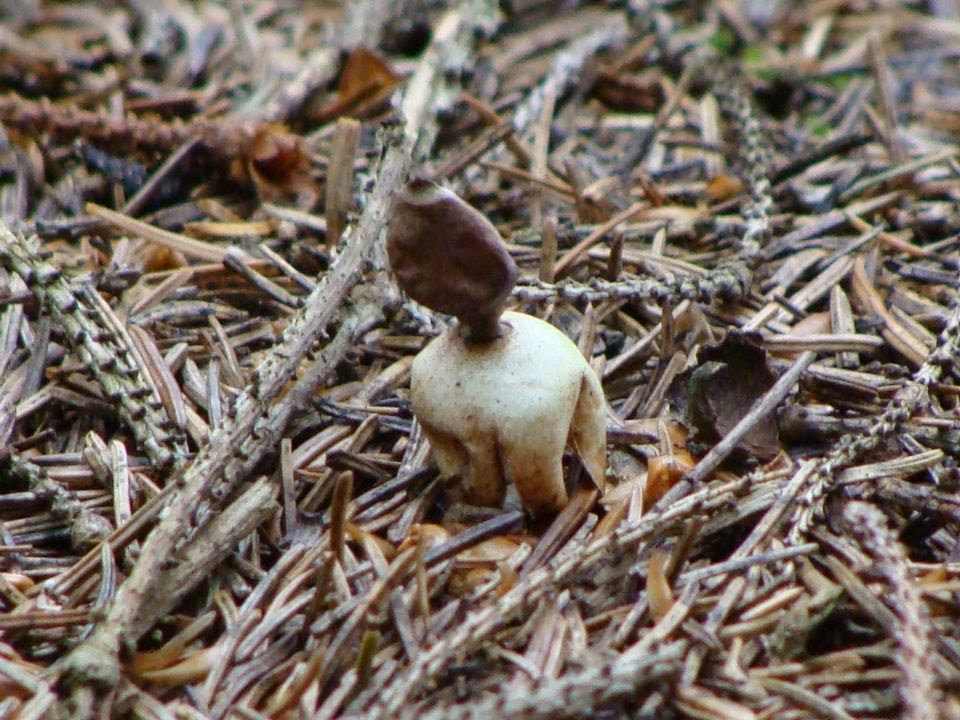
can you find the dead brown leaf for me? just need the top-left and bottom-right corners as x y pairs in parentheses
(671, 330), (781, 460)
(312, 47), (400, 123)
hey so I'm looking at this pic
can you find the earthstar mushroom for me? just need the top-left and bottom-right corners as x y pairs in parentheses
(388, 179), (606, 517)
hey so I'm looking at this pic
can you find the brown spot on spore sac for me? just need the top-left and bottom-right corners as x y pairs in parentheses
(387, 179), (517, 341)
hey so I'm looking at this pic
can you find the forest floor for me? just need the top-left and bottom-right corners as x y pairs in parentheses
(1, 1), (960, 718)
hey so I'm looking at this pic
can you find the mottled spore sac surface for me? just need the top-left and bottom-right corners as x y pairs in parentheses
(387, 179), (517, 341)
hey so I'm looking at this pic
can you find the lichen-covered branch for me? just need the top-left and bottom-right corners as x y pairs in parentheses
(844, 502), (939, 720)
(1, 451), (112, 553)
(785, 266), (960, 543)
(0, 232), (188, 470)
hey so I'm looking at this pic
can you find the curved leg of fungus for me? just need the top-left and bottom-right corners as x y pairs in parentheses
(570, 372), (607, 492)
(418, 420), (508, 508)
(417, 419), (468, 480)
(460, 433), (509, 508)
(499, 431), (569, 518)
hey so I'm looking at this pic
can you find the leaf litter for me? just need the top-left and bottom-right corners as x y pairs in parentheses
(0, 1), (959, 718)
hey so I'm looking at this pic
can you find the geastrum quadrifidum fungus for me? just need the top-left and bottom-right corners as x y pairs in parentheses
(387, 179), (606, 517)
